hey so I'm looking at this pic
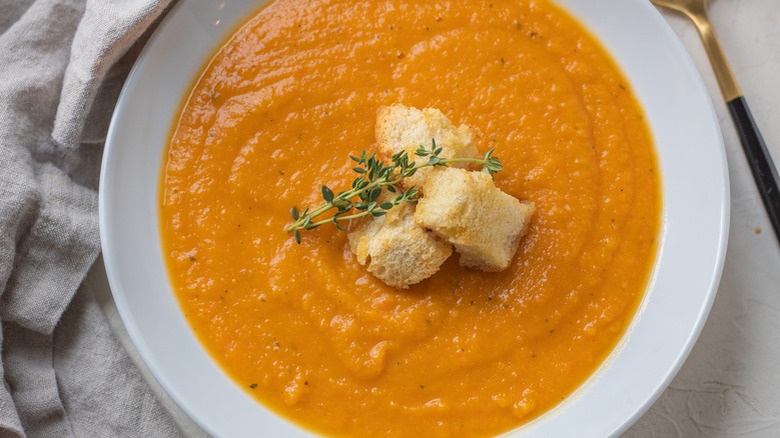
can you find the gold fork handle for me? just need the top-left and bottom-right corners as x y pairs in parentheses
(687, 7), (742, 101)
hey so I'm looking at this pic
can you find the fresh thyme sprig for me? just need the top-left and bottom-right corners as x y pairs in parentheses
(285, 139), (502, 243)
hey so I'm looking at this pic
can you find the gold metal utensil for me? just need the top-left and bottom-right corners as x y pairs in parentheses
(651, 0), (780, 243)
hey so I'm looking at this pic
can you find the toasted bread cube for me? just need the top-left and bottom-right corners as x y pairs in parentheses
(414, 168), (534, 271)
(348, 200), (452, 289)
(375, 104), (481, 189)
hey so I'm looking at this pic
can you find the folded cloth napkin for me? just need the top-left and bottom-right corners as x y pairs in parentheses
(0, 0), (184, 436)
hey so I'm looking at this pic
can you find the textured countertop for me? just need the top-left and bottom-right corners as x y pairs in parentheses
(90, 1), (780, 436)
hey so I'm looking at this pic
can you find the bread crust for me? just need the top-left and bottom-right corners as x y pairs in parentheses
(414, 168), (534, 271)
(348, 200), (453, 289)
(375, 104), (481, 189)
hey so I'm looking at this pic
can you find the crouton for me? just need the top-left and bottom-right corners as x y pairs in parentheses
(414, 168), (534, 271)
(348, 199), (452, 289)
(375, 104), (481, 189)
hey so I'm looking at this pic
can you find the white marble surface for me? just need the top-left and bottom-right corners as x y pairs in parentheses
(90, 0), (780, 436)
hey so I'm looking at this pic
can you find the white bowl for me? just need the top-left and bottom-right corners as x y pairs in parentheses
(100, 0), (729, 436)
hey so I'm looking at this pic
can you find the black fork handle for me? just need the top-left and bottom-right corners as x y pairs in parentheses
(727, 96), (780, 242)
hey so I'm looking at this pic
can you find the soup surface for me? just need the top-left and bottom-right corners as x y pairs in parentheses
(161, 0), (661, 436)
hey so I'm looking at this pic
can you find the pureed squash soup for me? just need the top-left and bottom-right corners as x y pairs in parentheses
(161, 0), (661, 436)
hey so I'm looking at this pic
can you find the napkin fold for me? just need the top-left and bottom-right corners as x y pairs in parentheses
(0, 0), (181, 436)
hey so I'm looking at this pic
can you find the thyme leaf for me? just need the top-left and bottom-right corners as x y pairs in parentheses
(285, 139), (502, 242)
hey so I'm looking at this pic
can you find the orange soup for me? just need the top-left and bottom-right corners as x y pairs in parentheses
(161, 0), (661, 436)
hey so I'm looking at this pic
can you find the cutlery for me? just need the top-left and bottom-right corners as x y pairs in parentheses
(651, 0), (780, 243)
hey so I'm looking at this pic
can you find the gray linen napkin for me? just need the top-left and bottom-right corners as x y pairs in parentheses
(0, 0), (184, 436)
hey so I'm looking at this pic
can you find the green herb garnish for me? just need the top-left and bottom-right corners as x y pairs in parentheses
(285, 140), (502, 243)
